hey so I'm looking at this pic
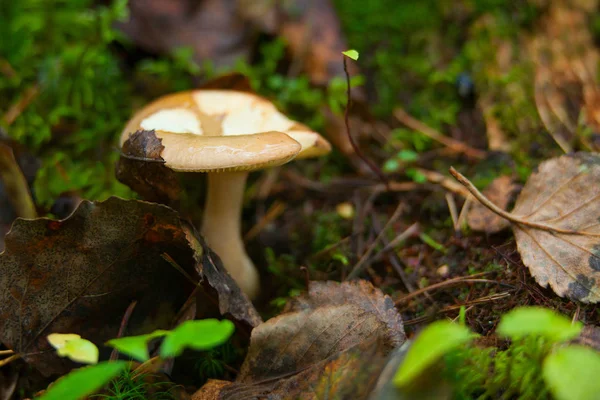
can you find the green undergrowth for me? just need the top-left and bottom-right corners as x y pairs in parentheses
(394, 307), (600, 400)
(91, 366), (179, 400)
(1, 0), (355, 208)
(334, 0), (551, 181)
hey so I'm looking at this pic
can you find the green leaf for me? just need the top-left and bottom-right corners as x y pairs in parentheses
(393, 320), (475, 387)
(342, 49), (360, 60)
(106, 330), (169, 362)
(47, 333), (98, 364)
(38, 361), (128, 400)
(497, 307), (582, 342)
(543, 345), (600, 400)
(160, 319), (235, 359)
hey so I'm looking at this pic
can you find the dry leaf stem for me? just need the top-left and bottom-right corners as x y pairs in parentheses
(449, 167), (600, 237)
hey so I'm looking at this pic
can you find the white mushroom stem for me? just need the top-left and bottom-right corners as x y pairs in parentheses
(201, 171), (260, 299)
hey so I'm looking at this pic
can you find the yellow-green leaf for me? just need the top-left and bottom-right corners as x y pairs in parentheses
(342, 49), (359, 60)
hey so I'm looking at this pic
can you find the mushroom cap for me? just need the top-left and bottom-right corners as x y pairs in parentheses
(120, 90), (331, 172)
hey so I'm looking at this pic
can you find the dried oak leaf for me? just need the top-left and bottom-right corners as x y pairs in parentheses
(453, 152), (600, 303)
(199, 280), (404, 399)
(116, 130), (181, 207)
(467, 175), (518, 234)
(0, 197), (198, 376)
(0, 197), (261, 376)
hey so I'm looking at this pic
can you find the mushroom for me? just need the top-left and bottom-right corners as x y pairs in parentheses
(120, 90), (331, 299)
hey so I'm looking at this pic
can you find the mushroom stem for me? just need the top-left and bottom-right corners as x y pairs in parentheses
(201, 171), (260, 299)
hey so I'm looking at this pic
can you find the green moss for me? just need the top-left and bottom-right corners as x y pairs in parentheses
(446, 336), (552, 399)
(1, 0), (135, 206)
(92, 366), (179, 400)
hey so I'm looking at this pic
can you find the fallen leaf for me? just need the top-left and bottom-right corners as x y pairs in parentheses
(116, 130), (181, 207)
(0, 197), (201, 376)
(452, 152), (600, 302)
(185, 227), (263, 331)
(200, 280), (404, 399)
(205, 339), (390, 400)
(191, 379), (231, 400)
(529, 3), (600, 152)
(467, 176), (518, 234)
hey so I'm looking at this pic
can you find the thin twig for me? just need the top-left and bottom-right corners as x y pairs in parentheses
(0, 354), (21, 367)
(347, 203), (405, 279)
(3, 85), (39, 126)
(343, 56), (389, 186)
(244, 200), (286, 242)
(110, 301), (138, 361)
(369, 222), (420, 263)
(394, 108), (486, 160)
(449, 167), (600, 237)
(394, 272), (497, 305)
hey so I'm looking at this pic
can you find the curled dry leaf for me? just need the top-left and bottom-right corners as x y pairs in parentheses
(195, 280), (405, 399)
(116, 130), (181, 207)
(467, 175), (518, 234)
(0, 198), (198, 376)
(0, 197), (261, 376)
(452, 153), (600, 303)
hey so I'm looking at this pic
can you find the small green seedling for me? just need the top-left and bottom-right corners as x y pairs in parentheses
(393, 306), (600, 400)
(543, 345), (600, 400)
(342, 49), (360, 60)
(38, 361), (129, 400)
(39, 319), (234, 400)
(497, 306), (583, 342)
(47, 333), (99, 365)
(393, 320), (475, 387)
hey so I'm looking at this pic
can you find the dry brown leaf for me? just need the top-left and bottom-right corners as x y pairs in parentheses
(0, 197), (261, 376)
(0, 198), (199, 376)
(116, 130), (182, 207)
(452, 152), (600, 303)
(195, 339), (390, 400)
(529, 2), (600, 151)
(198, 280), (405, 399)
(467, 175), (518, 234)
(239, 280), (404, 383)
(191, 380), (232, 400)
(511, 153), (600, 302)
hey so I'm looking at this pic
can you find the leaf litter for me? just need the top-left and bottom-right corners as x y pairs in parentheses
(452, 152), (600, 303)
(193, 280), (406, 399)
(0, 197), (260, 376)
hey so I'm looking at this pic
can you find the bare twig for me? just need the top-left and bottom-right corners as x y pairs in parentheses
(394, 108), (486, 160)
(347, 202), (405, 280)
(244, 200), (286, 241)
(3, 85), (39, 126)
(394, 272), (498, 305)
(110, 301), (138, 361)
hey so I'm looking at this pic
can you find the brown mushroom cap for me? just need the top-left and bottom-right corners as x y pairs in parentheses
(120, 90), (331, 172)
